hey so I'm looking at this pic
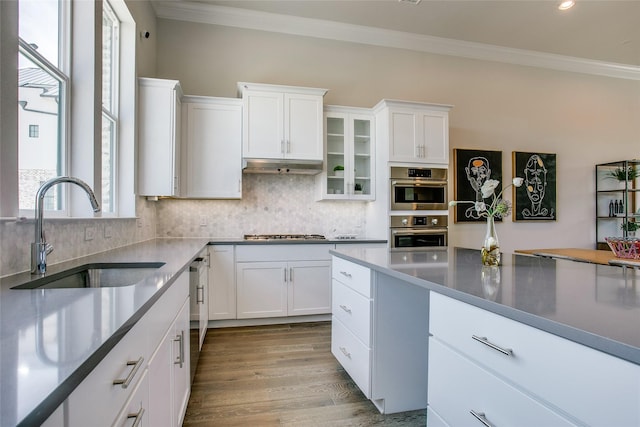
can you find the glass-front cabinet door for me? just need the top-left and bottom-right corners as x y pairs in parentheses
(319, 107), (374, 200)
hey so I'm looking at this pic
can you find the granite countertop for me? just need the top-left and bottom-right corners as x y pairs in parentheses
(330, 246), (640, 366)
(0, 238), (209, 427)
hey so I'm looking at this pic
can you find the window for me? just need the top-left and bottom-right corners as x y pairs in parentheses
(4, 0), (136, 219)
(18, 0), (67, 213)
(102, 0), (120, 214)
(28, 125), (39, 138)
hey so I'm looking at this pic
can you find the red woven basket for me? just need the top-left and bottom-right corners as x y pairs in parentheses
(605, 237), (640, 260)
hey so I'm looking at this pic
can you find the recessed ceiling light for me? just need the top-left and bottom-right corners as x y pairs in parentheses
(558, 0), (575, 11)
(398, 0), (421, 4)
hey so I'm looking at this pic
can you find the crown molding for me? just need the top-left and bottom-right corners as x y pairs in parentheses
(152, 1), (640, 81)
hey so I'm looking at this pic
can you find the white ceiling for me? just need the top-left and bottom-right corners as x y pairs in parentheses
(184, 0), (639, 67)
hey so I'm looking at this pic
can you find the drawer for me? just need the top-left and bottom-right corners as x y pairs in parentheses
(332, 256), (371, 297)
(332, 279), (371, 346)
(428, 338), (577, 427)
(430, 292), (640, 427)
(67, 316), (148, 426)
(331, 317), (371, 398)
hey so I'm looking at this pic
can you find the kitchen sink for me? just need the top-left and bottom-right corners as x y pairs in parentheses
(12, 262), (165, 289)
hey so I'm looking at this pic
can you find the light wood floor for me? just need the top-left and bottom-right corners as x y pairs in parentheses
(183, 322), (427, 426)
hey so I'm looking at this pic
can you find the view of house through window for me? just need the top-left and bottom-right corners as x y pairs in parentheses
(17, 0), (65, 212)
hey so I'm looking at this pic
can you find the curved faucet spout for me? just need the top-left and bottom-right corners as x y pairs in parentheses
(32, 176), (101, 275)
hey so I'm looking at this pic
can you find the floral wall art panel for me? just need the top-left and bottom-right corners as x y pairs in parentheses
(512, 151), (557, 221)
(453, 149), (503, 223)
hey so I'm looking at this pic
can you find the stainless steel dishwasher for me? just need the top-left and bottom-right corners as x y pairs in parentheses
(189, 254), (209, 382)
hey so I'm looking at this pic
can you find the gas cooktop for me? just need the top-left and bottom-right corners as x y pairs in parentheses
(243, 234), (327, 241)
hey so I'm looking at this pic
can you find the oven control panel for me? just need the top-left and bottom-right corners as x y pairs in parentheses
(390, 215), (448, 228)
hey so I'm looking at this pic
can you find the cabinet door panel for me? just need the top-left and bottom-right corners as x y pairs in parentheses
(422, 112), (448, 164)
(173, 300), (190, 427)
(389, 111), (418, 161)
(288, 261), (331, 315)
(184, 101), (242, 198)
(236, 262), (287, 318)
(243, 91), (283, 158)
(209, 246), (236, 320)
(285, 94), (323, 160)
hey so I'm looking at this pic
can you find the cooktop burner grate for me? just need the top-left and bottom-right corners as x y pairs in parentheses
(244, 234), (327, 241)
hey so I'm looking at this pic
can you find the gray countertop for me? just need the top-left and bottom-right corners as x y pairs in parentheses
(0, 237), (382, 427)
(0, 238), (209, 427)
(330, 246), (640, 366)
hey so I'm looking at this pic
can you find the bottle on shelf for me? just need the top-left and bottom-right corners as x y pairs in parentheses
(609, 200), (614, 217)
(615, 200), (619, 215)
(619, 199), (624, 215)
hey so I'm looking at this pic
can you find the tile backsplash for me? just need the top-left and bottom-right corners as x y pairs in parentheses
(1, 174), (369, 277)
(157, 174), (368, 238)
(0, 198), (157, 277)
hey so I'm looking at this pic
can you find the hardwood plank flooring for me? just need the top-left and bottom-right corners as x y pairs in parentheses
(183, 322), (427, 426)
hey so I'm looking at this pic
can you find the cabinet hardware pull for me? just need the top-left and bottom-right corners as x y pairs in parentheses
(284, 268), (288, 282)
(472, 335), (513, 356)
(339, 304), (352, 314)
(287, 140), (291, 153)
(339, 346), (351, 359)
(289, 267), (293, 282)
(339, 271), (352, 278)
(113, 357), (144, 389)
(470, 410), (494, 427)
(127, 407), (145, 427)
(281, 140), (285, 154)
(196, 285), (204, 304)
(174, 330), (185, 368)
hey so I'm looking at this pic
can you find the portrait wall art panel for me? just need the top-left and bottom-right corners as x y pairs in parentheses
(512, 151), (557, 221)
(453, 149), (503, 223)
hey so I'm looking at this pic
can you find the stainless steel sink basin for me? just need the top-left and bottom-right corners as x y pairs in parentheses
(12, 262), (165, 289)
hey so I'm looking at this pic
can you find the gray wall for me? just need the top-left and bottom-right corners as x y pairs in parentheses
(154, 18), (640, 253)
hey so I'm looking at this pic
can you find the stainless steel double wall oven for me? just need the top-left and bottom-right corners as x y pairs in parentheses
(390, 167), (448, 249)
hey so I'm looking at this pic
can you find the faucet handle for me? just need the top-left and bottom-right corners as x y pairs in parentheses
(45, 243), (53, 255)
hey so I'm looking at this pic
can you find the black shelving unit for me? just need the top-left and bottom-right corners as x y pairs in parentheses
(595, 160), (640, 250)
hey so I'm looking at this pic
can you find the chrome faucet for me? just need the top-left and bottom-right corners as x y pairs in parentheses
(31, 176), (101, 274)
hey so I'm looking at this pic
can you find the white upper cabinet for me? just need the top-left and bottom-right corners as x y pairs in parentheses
(138, 77), (183, 196)
(318, 106), (375, 200)
(375, 100), (452, 166)
(181, 96), (243, 199)
(238, 82), (327, 161)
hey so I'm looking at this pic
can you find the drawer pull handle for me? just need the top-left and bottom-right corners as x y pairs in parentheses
(339, 346), (352, 359)
(127, 407), (145, 427)
(174, 330), (185, 368)
(113, 357), (144, 389)
(472, 335), (513, 356)
(339, 271), (352, 278)
(339, 304), (352, 314)
(196, 285), (204, 304)
(470, 410), (494, 427)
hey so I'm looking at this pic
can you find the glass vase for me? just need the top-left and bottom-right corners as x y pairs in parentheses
(481, 216), (501, 266)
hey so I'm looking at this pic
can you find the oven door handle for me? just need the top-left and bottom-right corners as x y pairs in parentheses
(391, 228), (448, 235)
(391, 179), (447, 186)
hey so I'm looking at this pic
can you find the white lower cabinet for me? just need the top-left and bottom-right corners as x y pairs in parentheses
(331, 255), (429, 414)
(209, 245), (236, 320)
(66, 271), (190, 427)
(428, 292), (640, 427)
(235, 245), (332, 319)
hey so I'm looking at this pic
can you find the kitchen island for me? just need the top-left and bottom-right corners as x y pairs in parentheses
(330, 246), (640, 426)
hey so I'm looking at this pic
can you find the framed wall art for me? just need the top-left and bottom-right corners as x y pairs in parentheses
(453, 149), (503, 223)
(512, 151), (556, 221)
